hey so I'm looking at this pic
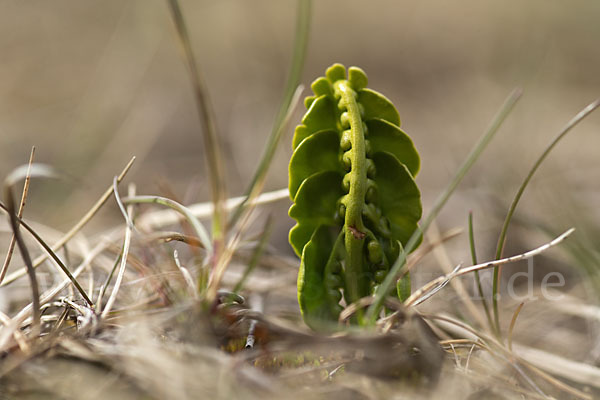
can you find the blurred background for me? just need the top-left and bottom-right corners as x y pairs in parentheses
(1, 0), (599, 297)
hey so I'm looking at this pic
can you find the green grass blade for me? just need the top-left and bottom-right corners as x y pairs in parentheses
(469, 211), (493, 330)
(229, 0), (311, 227)
(365, 88), (522, 324)
(166, 0), (227, 247)
(122, 195), (212, 254)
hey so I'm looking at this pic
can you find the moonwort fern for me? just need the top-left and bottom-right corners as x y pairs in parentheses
(289, 63), (422, 329)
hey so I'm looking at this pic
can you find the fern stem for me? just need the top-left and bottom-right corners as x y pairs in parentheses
(337, 81), (367, 314)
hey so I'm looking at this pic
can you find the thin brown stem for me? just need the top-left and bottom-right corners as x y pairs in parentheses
(0, 147), (35, 284)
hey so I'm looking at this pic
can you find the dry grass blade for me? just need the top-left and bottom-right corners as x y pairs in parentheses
(424, 313), (592, 400)
(492, 98), (600, 334)
(0, 240), (107, 352)
(3, 163), (59, 335)
(339, 297), (378, 323)
(0, 147), (35, 284)
(233, 215), (274, 294)
(408, 264), (462, 307)
(122, 195), (212, 254)
(517, 351), (600, 394)
(205, 204), (250, 302)
(146, 231), (204, 248)
(429, 223), (488, 329)
(553, 298), (600, 321)
(339, 296), (404, 323)
(173, 250), (197, 297)
(507, 302), (524, 352)
(0, 202), (94, 307)
(96, 253), (121, 313)
(208, 175), (285, 301)
(0, 311), (29, 353)
(405, 228), (575, 307)
(102, 184), (136, 318)
(113, 175), (134, 229)
(392, 228), (463, 288)
(135, 188), (289, 230)
(0, 156), (135, 286)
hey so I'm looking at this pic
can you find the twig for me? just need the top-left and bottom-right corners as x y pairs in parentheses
(405, 228), (574, 307)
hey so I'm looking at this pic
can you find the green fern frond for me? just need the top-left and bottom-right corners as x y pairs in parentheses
(288, 63), (422, 329)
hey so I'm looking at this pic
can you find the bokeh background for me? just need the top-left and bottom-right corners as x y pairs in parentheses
(1, 0), (599, 293)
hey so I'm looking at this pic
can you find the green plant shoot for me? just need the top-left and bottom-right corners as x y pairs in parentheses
(288, 63), (422, 329)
